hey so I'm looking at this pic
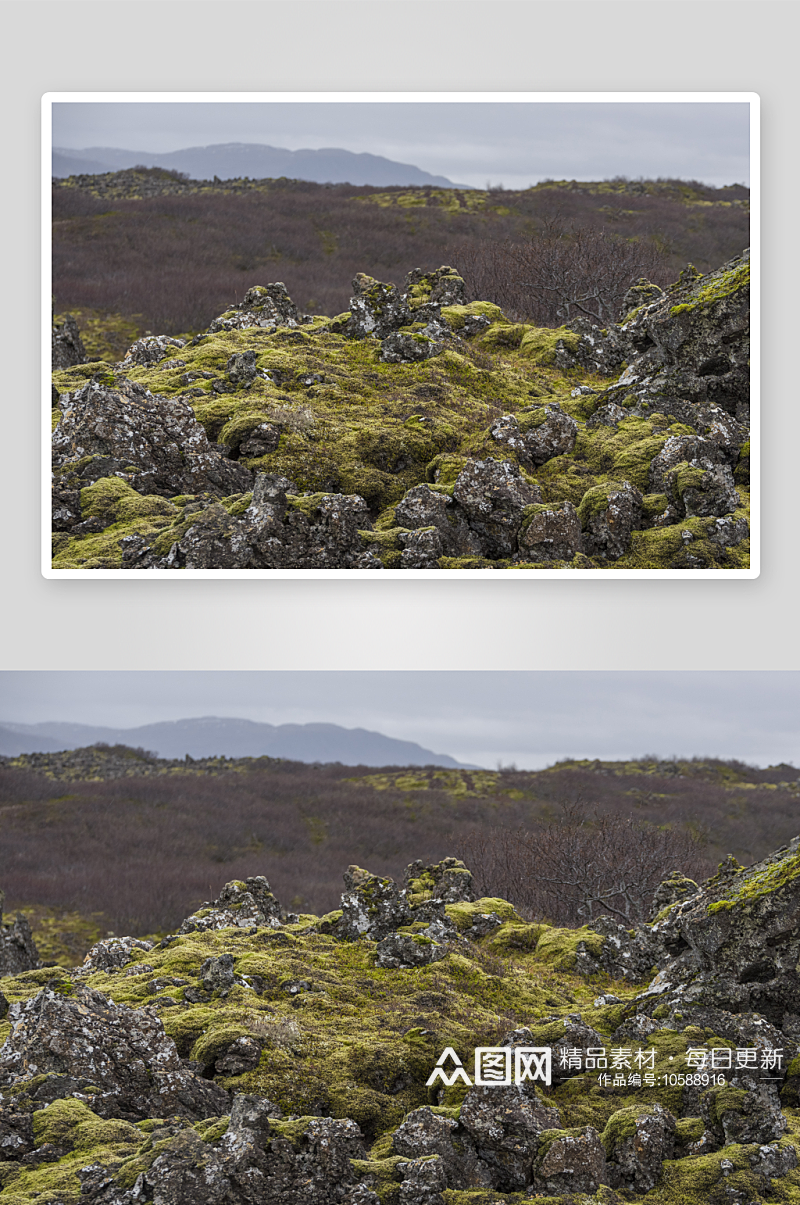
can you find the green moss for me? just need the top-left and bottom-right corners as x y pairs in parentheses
(576, 484), (614, 526)
(440, 301), (505, 329)
(444, 899), (522, 931)
(80, 477), (176, 524)
(518, 326), (580, 365)
(670, 257), (750, 315)
(708, 847), (800, 912)
(52, 514), (175, 570)
(601, 1102), (658, 1155)
(532, 925), (604, 970)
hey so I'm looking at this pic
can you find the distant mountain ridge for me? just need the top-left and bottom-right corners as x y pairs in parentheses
(0, 717), (479, 768)
(52, 143), (473, 188)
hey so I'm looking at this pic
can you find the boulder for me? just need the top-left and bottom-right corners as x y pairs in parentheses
(168, 502), (257, 570)
(391, 1106), (484, 1189)
(207, 282), (303, 334)
(397, 1155), (448, 1205)
(180, 875), (283, 933)
(531, 1126), (608, 1196)
(518, 500), (583, 562)
(226, 349), (258, 385)
(244, 479), (381, 571)
(381, 331), (444, 364)
(459, 1084), (560, 1192)
(334, 866), (412, 941)
(404, 858), (477, 904)
(701, 1071), (787, 1146)
(393, 486), (478, 558)
(76, 936), (154, 975)
(52, 378), (253, 499)
(452, 459), (542, 559)
(490, 404), (578, 468)
(404, 266), (466, 308)
(0, 986), (230, 1121)
(0, 898), (40, 977)
(119, 334), (186, 368)
(603, 1102), (677, 1192)
(375, 930), (449, 969)
(52, 313), (87, 370)
(399, 527), (444, 568)
(580, 480), (643, 560)
(664, 459), (740, 519)
(346, 273), (412, 339)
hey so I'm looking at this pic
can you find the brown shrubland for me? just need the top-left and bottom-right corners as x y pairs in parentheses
(0, 753), (793, 936)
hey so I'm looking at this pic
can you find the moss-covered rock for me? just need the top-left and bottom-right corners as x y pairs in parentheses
(51, 255), (750, 572)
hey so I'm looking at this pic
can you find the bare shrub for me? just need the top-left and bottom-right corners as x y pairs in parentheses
(457, 219), (673, 326)
(458, 802), (711, 925)
(51, 179), (748, 334)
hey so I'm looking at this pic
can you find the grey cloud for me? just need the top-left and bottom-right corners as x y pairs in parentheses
(51, 100), (750, 189)
(0, 671), (793, 770)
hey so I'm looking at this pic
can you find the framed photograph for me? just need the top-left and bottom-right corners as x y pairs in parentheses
(44, 92), (757, 578)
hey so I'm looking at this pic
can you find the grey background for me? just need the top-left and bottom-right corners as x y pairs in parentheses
(0, 1), (789, 673)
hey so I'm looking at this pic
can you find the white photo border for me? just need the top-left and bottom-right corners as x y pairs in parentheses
(42, 91), (759, 580)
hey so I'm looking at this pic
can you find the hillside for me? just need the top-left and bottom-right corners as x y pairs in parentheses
(51, 253), (751, 572)
(1, 749), (794, 936)
(51, 171), (749, 334)
(3, 843), (800, 1205)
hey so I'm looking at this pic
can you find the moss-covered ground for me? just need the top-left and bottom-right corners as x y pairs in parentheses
(3, 889), (799, 1203)
(51, 279), (749, 571)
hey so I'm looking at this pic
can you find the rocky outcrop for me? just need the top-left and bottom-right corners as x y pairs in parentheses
(52, 313), (86, 370)
(52, 377), (253, 500)
(0, 894), (39, 978)
(0, 986), (230, 1121)
(5, 830), (800, 1205)
(180, 876), (284, 934)
(52, 254), (750, 570)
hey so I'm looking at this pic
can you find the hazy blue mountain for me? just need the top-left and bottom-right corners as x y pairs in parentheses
(0, 725), (64, 756)
(0, 717), (480, 768)
(52, 143), (473, 188)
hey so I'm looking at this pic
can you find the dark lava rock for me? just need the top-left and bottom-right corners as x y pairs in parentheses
(452, 458), (542, 559)
(52, 378), (253, 499)
(207, 282), (304, 334)
(636, 835), (800, 1024)
(0, 986), (229, 1121)
(375, 931), (449, 969)
(334, 865), (412, 941)
(0, 894), (40, 977)
(52, 313), (87, 370)
(404, 857), (477, 904)
(459, 1084), (561, 1192)
(75, 936), (154, 976)
(119, 335), (186, 368)
(393, 486), (478, 558)
(181, 876), (283, 934)
(531, 1126), (608, 1195)
(580, 480), (643, 560)
(226, 349), (258, 385)
(346, 273), (412, 340)
(603, 1102), (677, 1192)
(518, 500), (583, 562)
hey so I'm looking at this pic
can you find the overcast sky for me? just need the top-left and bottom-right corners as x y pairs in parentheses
(1, 671), (793, 769)
(51, 99), (751, 190)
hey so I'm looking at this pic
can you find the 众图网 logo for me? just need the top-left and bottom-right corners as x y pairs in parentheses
(426, 1044), (785, 1092)
(426, 1047), (552, 1088)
